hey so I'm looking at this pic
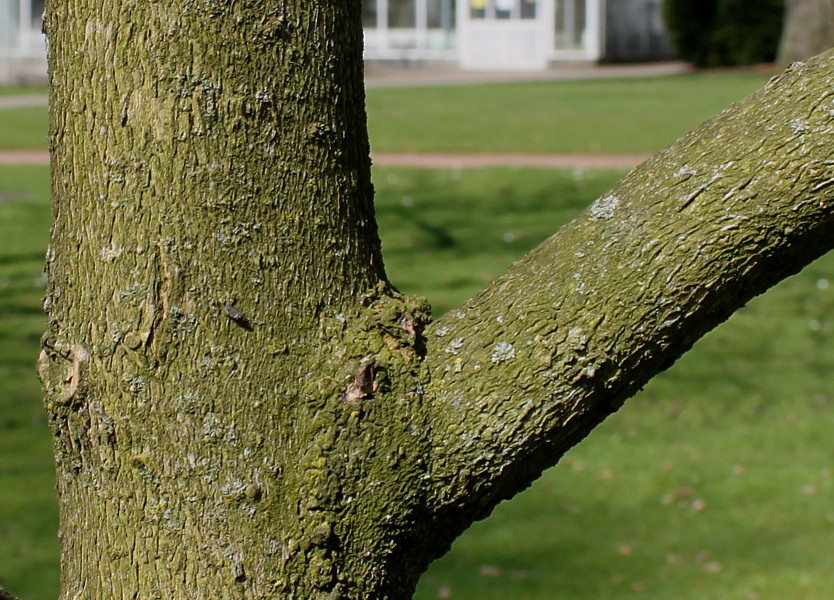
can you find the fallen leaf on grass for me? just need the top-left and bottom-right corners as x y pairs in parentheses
(479, 564), (502, 577)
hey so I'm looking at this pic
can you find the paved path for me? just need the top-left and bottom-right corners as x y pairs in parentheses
(364, 61), (691, 87)
(0, 149), (49, 164)
(372, 152), (648, 169)
(0, 149), (647, 169)
(0, 95), (48, 109)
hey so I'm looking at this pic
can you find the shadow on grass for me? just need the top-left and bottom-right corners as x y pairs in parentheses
(0, 251), (44, 266)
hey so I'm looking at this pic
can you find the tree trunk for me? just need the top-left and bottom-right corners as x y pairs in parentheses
(40, 1), (430, 598)
(40, 1), (834, 599)
(777, 0), (834, 65)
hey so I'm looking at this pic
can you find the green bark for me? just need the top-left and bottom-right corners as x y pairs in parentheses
(40, 0), (834, 598)
(41, 1), (429, 598)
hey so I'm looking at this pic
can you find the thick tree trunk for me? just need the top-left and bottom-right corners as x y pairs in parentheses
(777, 0), (834, 65)
(41, 1), (430, 598)
(41, 1), (834, 599)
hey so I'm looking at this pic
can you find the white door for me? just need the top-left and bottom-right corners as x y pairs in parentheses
(458, 0), (553, 70)
(552, 0), (604, 61)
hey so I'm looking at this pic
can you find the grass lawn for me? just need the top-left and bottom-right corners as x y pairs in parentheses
(366, 72), (772, 154)
(0, 165), (59, 600)
(0, 72), (772, 153)
(0, 106), (48, 150)
(2, 161), (834, 600)
(0, 86), (46, 97)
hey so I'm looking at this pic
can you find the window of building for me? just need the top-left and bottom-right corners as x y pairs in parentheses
(554, 0), (586, 49)
(362, 0), (378, 28)
(389, 0), (416, 28)
(30, 0), (44, 29)
(363, 0), (456, 56)
(469, 0), (537, 21)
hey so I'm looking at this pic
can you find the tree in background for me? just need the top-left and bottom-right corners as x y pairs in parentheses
(777, 0), (834, 65)
(664, 0), (785, 67)
(17, 0), (834, 599)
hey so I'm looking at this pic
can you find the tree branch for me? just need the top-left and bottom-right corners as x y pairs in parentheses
(0, 584), (21, 600)
(422, 51), (834, 538)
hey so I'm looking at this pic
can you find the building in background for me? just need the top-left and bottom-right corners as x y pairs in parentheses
(456, 0), (605, 69)
(363, 0), (459, 62)
(0, 0), (45, 84)
(366, 0), (673, 69)
(1, 0), (673, 84)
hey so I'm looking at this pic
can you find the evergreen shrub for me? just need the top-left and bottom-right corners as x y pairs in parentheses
(663, 0), (785, 67)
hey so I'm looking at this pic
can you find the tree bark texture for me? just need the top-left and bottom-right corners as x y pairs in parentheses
(41, 1), (834, 598)
(777, 0), (834, 66)
(41, 1), (431, 599)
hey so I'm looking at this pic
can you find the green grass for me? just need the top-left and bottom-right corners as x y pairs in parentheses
(0, 72), (771, 152)
(375, 166), (617, 315)
(366, 72), (772, 154)
(0, 86), (46, 97)
(0, 165), (58, 600)
(0, 106), (48, 150)
(3, 163), (834, 600)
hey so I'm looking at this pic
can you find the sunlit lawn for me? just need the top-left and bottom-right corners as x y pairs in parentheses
(366, 72), (771, 154)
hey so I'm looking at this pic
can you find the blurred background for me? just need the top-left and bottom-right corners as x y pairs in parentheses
(3, 1), (834, 599)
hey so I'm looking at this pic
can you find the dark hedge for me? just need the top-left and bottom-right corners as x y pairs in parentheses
(663, 0), (785, 67)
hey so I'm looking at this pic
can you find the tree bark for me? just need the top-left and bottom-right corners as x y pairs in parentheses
(41, 1), (430, 598)
(0, 585), (21, 600)
(777, 0), (834, 66)
(41, 1), (834, 598)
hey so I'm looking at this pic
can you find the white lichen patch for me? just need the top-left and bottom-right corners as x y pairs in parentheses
(673, 165), (697, 179)
(159, 236), (176, 252)
(169, 306), (197, 337)
(444, 337), (464, 355)
(100, 245), (125, 262)
(572, 272), (586, 295)
(202, 414), (223, 439)
(491, 341), (516, 363)
(121, 374), (146, 394)
(790, 118), (810, 133)
(220, 477), (247, 499)
(435, 326), (450, 337)
(566, 327), (588, 351)
(120, 282), (150, 306)
(588, 194), (620, 221)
